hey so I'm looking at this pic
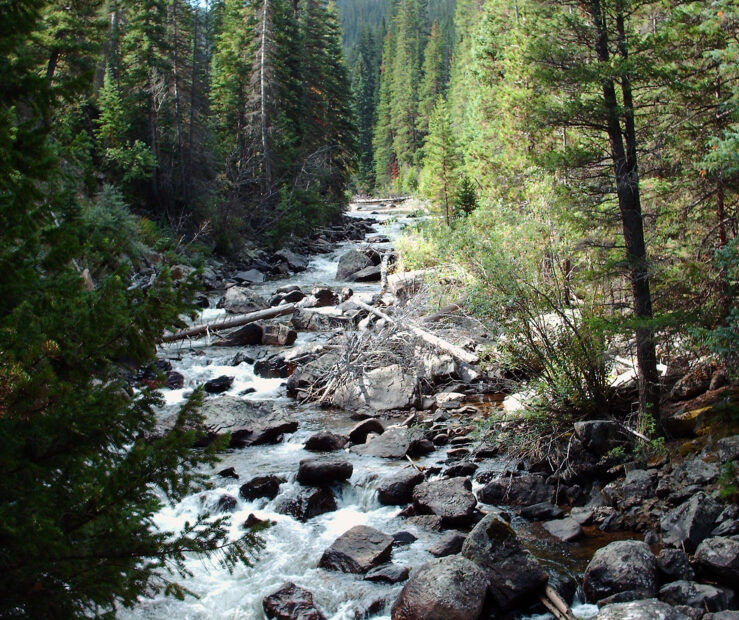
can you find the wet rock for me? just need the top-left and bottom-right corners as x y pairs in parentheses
(391, 556), (488, 620)
(286, 352), (340, 397)
(364, 564), (409, 584)
(301, 288), (339, 308)
(596, 599), (690, 619)
(303, 432), (348, 452)
(519, 502), (564, 521)
(413, 477), (477, 526)
(443, 462), (478, 478)
(348, 265), (381, 282)
(583, 540), (657, 603)
(349, 418), (385, 444)
(392, 531), (417, 546)
(446, 447), (470, 460)
(694, 536), (739, 586)
(214, 323), (264, 347)
(336, 365), (417, 411)
(274, 249), (309, 273)
(405, 515), (443, 531)
(407, 438), (434, 457)
(378, 470), (425, 505)
(234, 268), (265, 284)
(230, 352), (255, 366)
(428, 531), (465, 557)
(352, 427), (410, 459)
(659, 580), (735, 613)
(217, 467), (239, 479)
(275, 486), (336, 521)
(204, 375), (234, 394)
(656, 549), (695, 582)
(261, 324), (298, 347)
(661, 492), (722, 551)
(574, 420), (630, 456)
(217, 286), (268, 314)
(263, 582), (326, 620)
(240, 475), (282, 501)
(297, 458), (353, 486)
(243, 513), (272, 529)
(336, 250), (373, 281)
(166, 371), (185, 389)
(570, 506), (595, 525)
(215, 494), (238, 513)
(461, 512), (548, 610)
(254, 354), (294, 379)
(194, 293), (210, 308)
(542, 517), (583, 542)
(478, 474), (554, 506)
(319, 525), (394, 574)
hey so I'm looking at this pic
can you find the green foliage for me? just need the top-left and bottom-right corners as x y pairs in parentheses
(454, 174), (477, 216)
(718, 461), (738, 501)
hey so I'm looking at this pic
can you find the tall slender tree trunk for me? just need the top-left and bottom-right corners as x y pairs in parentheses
(590, 0), (660, 422)
(260, 0), (272, 194)
(187, 11), (198, 186)
(171, 0), (186, 203)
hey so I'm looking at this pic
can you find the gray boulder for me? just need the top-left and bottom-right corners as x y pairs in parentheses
(351, 427), (410, 459)
(461, 513), (548, 610)
(391, 556), (488, 620)
(478, 474), (554, 506)
(717, 434), (739, 463)
(217, 286), (268, 314)
(319, 525), (394, 574)
(263, 582), (326, 620)
(656, 549), (695, 582)
(519, 502), (563, 521)
(378, 470), (425, 505)
(583, 540), (657, 603)
(596, 599), (690, 619)
(659, 580), (735, 613)
(348, 418), (385, 444)
(234, 268), (265, 284)
(542, 517), (583, 542)
(336, 365), (417, 411)
(303, 432), (348, 452)
(275, 487), (336, 522)
(274, 249), (309, 272)
(239, 475), (282, 501)
(428, 531), (465, 557)
(694, 536), (739, 587)
(336, 250), (372, 281)
(296, 458), (353, 486)
(412, 477), (477, 526)
(574, 419), (629, 456)
(364, 563), (409, 584)
(661, 492), (722, 551)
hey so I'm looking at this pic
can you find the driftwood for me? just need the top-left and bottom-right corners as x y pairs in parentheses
(162, 304), (296, 342)
(420, 297), (468, 323)
(539, 586), (575, 620)
(352, 299), (479, 365)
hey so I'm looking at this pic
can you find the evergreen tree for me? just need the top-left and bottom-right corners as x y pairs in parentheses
(372, 29), (396, 187)
(417, 20), (446, 138)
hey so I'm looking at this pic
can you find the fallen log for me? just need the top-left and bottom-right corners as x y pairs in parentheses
(352, 299), (479, 365)
(420, 297), (468, 323)
(162, 304), (296, 342)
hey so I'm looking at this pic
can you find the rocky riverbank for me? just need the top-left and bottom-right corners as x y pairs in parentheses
(131, 202), (738, 620)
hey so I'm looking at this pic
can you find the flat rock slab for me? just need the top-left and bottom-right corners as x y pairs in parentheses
(595, 599), (690, 619)
(319, 525), (394, 574)
(378, 470), (425, 505)
(391, 556), (487, 620)
(413, 477), (477, 526)
(352, 427), (410, 459)
(364, 563), (409, 584)
(263, 582), (326, 620)
(297, 458), (353, 486)
(542, 517), (583, 542)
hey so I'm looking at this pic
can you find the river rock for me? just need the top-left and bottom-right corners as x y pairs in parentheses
(261, 324), (298, 346)
(336, 250), (373, 281)
(215, 494), (238, 512)
(364, 563), (409, 584)
(349, 418), (385, 444)
(583, 540), (657, 603)
(348, 265), (381, 282)
(461, 513), (548, 610)
(405, 515), (444, 531)
(428, 531), (465, 557)
(574, 419), (629, 456)
(478, 474), (554, 506)
(204, 375), (234, 394)
(352, 427), (410, 459)
(234, 268), (265, 284)
(254, 354), (294, 379)
(319, 525), (393, 574)
(263, 582), (326, 620)
(519, 502), (563, 521)
(166, 371), (185, 389)
(239, 475), (282, 501)
(217, 286), (268, 314)
(542, 517), (583, 542)
(694, 536), (739, 586)
(275, 486), (336, 521)
(286, 352), (340, 396)
(303, 432), (348, 452)
(596, 599), (691, 619)
(214, 322), (263, 347)
(717, 434), (739, 462)
(443, 462), (477, 478)
(378, 470), (425, 505)
(413, 477), (477, 526)
(656, 549), (695, 582)
(273, 249), (309, 272)
(297, 458), (353, 486)
(659, 580), (735, 613)
(660, 492), (722, 551)
(392, 531), (418, 546)
(391, 556), (488, 620)
(336, 365), (417, 411)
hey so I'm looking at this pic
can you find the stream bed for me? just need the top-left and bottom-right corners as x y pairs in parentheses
(122, 208), (604, 620)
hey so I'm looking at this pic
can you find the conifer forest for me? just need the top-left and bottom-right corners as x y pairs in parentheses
(1, 0), (738, 618)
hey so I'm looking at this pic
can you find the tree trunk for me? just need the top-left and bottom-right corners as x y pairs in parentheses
(171, 0), (186, 203)
(260, 0), (272, 194)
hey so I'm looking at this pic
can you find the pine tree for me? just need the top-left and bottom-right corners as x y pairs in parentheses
(372, 29), (396, 187)
(417, 20), (446, 138)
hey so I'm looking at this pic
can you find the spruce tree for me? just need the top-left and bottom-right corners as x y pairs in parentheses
(417, 20), (446, 138)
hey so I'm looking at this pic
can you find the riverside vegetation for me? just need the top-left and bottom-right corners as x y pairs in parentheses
(1, 0), (738, 619)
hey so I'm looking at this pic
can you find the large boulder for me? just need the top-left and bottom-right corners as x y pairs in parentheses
(659, 580), (735, 613)
(391, 556), (488, 620)
(348, 418), (385, 444)
(319, 525), (394, 574)
(694, 536), (739, 587)
(303, 432), (348, 452)
(213, 322), (263, 347)
(583, 540), (658, 603)
(364, 563), (409, 584)
(296, 458), (353, 486)
(670, 359), (717, 401)
(656, 549), (695, 582)
(477, 474), (554, 506)
(428, 532), (466, 557)
(275, 487), (336, 521)
(336, 250), (373, 281)
(261, 324), (298, 346)
(660, 492), (722, 551)
(412, 477), (477, 526)
(351, 427), (411, 459)
(347, 265), (381, 282)
(217, 286), (268, 315)
(335, 365), (417, 411)
(204, 375), (234, 394)
(596, 599), (690, 619)
(542, 517), (583, 542)
(274, 249), (309, 272)
(234, 268), (265, 284)
(239, 475), (282, 501)
(378, 470), (425, 505)
(263, 582), (326, 620)
(574, 420), (630, 456)
(461, 513), (548, 610)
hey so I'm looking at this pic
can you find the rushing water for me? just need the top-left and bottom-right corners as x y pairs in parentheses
(123, 207), (599, 620)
